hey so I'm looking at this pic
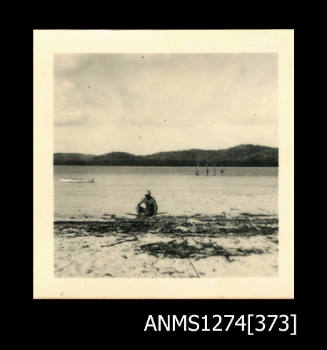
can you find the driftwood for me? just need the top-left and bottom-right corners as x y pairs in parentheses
(187, 257), (200, 278)
(101, 237), (138, 247)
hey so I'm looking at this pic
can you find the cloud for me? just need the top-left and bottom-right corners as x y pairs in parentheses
(54, 111), (90, 127)
(54, 54), (278, 154)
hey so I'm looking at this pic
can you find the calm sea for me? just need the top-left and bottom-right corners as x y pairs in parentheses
(54, 166), (278, 220)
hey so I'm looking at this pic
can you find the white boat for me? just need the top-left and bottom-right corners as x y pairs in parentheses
(60, 178), (95, 183)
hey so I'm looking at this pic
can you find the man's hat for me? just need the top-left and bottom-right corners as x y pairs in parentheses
(145, 190), (151, 196)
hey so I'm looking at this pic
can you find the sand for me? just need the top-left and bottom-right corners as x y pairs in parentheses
(54, 213), (278, 277)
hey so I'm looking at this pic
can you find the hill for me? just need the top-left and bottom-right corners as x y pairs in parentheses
(53, 153), (96, 165)
(54, 145), (278, 166)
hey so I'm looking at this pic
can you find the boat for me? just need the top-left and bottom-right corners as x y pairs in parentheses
(60, 178), (95, 183)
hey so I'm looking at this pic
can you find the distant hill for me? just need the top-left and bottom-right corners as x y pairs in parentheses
(53, 153), (96, 165)
(54, 144), (278, 166)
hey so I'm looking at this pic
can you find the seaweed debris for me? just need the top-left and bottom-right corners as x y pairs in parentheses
(139, 239), (265, 262)
(54, 214), (278, 238)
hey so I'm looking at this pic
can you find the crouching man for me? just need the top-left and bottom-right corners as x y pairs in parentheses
(136, 190), (158, 217)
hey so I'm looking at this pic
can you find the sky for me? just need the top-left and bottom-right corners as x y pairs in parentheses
(54, 53), (278, 155)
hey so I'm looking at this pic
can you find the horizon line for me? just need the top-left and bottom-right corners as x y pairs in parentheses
(54, 143), (278, 157)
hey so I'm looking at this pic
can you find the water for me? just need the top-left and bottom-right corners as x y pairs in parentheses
(54, 166), (278, 220)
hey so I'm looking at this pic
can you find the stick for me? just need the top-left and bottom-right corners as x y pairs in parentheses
(181, 236), (200, 278)
(188, 258), (200, 278)
(125, 212), (168, 216)
(101, 237), (137, 247)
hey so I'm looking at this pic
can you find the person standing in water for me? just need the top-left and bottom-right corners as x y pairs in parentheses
(136, 190), (158, 217)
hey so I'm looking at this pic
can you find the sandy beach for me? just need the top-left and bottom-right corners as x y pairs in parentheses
(54, 213), (278, 278)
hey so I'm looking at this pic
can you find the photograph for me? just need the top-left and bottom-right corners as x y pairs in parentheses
(54, 53), (278, 278)
(34, 30), (293, 298)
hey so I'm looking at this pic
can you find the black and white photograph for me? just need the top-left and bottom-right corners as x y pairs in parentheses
(34, 30), (293, 298)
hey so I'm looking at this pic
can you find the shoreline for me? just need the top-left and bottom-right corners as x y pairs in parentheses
(54, 213), (278, 278)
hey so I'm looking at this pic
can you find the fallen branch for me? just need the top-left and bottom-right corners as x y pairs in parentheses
(101, 237), (138, 247)
(187, 257), (200, 278)
(181, 236), (200, 278)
